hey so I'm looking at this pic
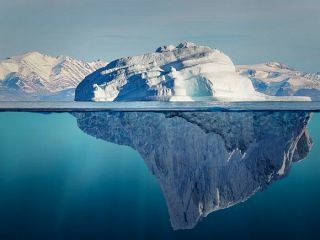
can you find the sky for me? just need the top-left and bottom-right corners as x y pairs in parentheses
(0, 0), (319, 72)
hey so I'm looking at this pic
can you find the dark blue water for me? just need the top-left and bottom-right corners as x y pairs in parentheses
(0, 112), (319, 240)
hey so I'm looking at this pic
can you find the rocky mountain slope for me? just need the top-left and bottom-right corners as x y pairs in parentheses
(0, 52), (106, 101)
(238, 62), (320, 100)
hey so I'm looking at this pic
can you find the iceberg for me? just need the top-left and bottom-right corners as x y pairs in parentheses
(75, 42), (267, 101)
(73, 111), (312, 229)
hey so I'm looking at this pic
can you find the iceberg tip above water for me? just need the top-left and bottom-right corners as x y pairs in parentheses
(75, 42), (275, 102)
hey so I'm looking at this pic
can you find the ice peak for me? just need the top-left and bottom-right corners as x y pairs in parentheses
(56, 54), (75, 62)
(176, 41), (197, 49)
(266, 62), (292, 70)
(8, 52), (77, 64)
(155, 42), (199, 53)
(9, 51), (57, 64)
(21, 51), (44, 57)
(155, 44), (176, 53)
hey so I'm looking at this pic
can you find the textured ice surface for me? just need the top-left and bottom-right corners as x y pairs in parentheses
(75, 42), (265, 102)
(73, 111), (312, 229)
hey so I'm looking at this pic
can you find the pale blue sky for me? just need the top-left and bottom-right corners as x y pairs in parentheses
(0, 0), (319, 72)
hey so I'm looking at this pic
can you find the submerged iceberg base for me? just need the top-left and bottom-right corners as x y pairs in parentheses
(73, 111), (312, 230)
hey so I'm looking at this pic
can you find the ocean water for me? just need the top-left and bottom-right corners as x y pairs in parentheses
(0, 111), (319, 240)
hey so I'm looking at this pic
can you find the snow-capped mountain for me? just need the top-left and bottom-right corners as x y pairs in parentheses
(75, 42), (265, 102)
(0, 52), (106, 101)
(238, 63), (320, 100)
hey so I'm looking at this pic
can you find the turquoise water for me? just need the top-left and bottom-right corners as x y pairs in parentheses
(0, 112), (319, 239)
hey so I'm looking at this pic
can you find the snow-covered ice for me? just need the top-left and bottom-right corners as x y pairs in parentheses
(75, 42), (267, 101)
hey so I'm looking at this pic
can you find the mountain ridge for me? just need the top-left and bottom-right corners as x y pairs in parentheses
(238, 62), (320, 100)
(0, 51), (106, 101)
